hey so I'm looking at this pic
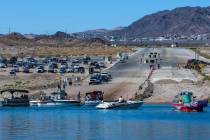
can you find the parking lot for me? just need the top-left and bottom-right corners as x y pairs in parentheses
(0, 55), (120, 94)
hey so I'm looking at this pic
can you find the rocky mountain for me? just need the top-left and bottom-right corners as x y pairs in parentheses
(72, 29), (109, 39)
(0, 31), (108, 47)
(109, 6), (210, 39)
(5, 32), (27, 40)
(2, 6), (210, 45)
(24, 34), (37, 39)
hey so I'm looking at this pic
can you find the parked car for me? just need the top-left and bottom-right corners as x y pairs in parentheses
(119, 57), (126, 63)
(99, 62), (106, 68)
(72, 65), (80, 69)
(89, 78), (102, 85)
(23, 66), (30, 73)
(0, 63), (7, 68)
(25, 57), (37, 68)
(122, 53), (129, 60)
(47, 62), (58, 73)
(77, 67), (85, 73)
(100, 74), (110, 82)
(90, 61), (98, 66)
(150, 59), (155, 64)
(36, 65), (45, 73)
(59, 65), (67, 74)
(48, 65), (56, 73)
(22, 62), (33, 68)
(48, 57), (59, 63)
(90, 74), (102, 81)
(8, 57), (18, 65)
(9, 69), (16, 76)
(101, 72), (112, 80)
(50, 63), (58, 69)
(0, 58), (7, 64)
(72, 59), (81, 64)
(12, 65), (19, 72)
(16, 61), (24, 67)
(83, 56), (91, 64)
(94, 63), (101, 69)
(67, 67), (74, 73)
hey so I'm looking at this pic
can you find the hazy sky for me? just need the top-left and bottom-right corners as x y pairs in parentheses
(0, 0), (210, 34)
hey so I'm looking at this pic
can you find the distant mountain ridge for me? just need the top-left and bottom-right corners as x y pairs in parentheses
(109, 6), (210, 39)
(1, 6), (210, 44)
(0, 31), (108, 47)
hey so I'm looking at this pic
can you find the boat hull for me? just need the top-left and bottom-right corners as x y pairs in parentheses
(30, 100), (80, 107)
(1, 102), (30, 107)
(172, 100), (208, 112)
(1, 99), (30, 107)
(96, 101), (144, 110)
(84, 100), (102, 106)
(172, 105), (204, 112)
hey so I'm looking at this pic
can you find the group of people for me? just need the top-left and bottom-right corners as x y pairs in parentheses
(57, 77), (73, 91)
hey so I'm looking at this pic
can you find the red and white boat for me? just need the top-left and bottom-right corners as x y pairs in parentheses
(171, 91), (208, 112)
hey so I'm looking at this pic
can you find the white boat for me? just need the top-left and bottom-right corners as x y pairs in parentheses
(30, 99), (80, 107)
(30, 90), (80, 107)
(84, 100), (102, 106)
(84, 91), (103, 106)
(96, 100), (144, 109)
(30, 100), (55, 107)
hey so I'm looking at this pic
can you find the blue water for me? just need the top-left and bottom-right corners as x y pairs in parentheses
(0, 104), (210, 140)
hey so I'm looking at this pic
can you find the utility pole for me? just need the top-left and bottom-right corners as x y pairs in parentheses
(194, 48), (197, 60)
(197, 48), (199, 61)
(194, 48), (199, 60)
(8, 26), (11, 34)
(65, 28), (68, 38)
(124, 31), (127, 46)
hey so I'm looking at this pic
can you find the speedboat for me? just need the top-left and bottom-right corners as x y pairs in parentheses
(171, 91), (208, 112)
(84, 91), (104, 106)
(96, 100), (144, 110)
(0, 89), (30, 107)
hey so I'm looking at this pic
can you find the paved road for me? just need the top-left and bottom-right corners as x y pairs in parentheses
(106, 47), (191, 76)
(105, 47), (200, 78)
(107, 48), (150, 78)
(159, 47), (210, 67)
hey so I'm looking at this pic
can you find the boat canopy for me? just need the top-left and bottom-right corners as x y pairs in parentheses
(0, 89), (29, 95)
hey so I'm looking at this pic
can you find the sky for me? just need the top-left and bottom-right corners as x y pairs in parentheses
(0, 0), (210, 34)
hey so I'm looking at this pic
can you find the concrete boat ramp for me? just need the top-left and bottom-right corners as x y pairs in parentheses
(151, 66), (198, 84)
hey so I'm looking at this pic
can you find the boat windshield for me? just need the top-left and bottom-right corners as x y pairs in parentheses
(85, 91), (103, 101)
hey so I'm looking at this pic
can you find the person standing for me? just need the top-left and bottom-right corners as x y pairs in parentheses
(77, 91), (81, 101)
(118, 96), (124, 103)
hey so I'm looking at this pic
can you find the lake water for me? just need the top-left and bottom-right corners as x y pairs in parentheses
(0, 104), (210, 140)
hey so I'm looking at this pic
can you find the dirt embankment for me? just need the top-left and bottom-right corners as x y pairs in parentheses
(0, 73), (60, 90)
(144, 80), (210, 103)
(0, 33), (137, 57)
